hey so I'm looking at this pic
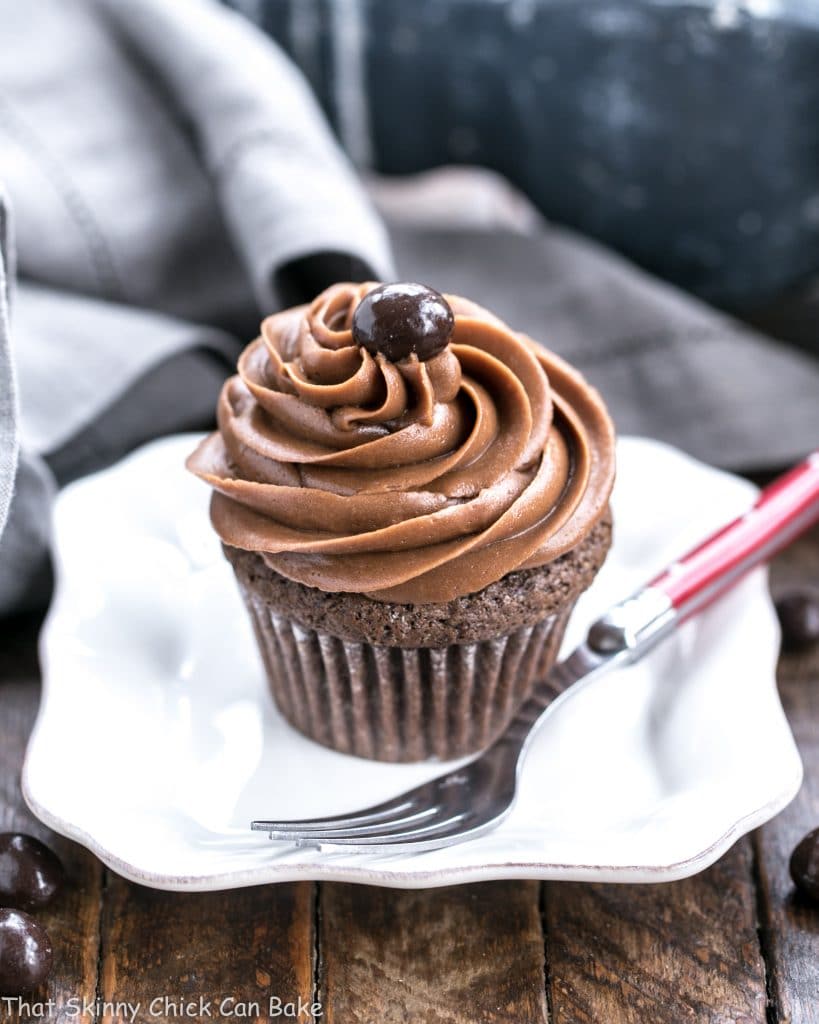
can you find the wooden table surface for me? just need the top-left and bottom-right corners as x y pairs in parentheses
(0, 526), (817, 1024)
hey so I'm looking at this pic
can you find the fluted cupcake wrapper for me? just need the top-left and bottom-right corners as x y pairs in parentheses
(240, 585), (574, 762)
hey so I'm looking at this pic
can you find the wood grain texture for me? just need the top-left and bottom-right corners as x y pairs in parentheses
(542, 841), (769, 1024)
(754, 528), (819, 1024)
(319, 881), (548, 1024)
(98, 877), (316, 1023)
(0, 615), (103, 1024)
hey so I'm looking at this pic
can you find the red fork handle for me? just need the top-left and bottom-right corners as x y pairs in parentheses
(649, 451), (819, 620)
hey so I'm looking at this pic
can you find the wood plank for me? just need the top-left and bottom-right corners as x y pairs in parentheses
(319, 880), (548, 1024)
(0, 614), (103, 1024)
(98, 877), (316, 1024)
(542, 840), (768, 1024)
(754, 528), (819, 1024)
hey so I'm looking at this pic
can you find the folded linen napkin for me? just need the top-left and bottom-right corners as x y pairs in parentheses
(0, 0), (392, 612)
(1, 0), (818, 617)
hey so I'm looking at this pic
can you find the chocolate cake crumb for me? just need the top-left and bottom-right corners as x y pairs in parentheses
(224, 511), (612, 648)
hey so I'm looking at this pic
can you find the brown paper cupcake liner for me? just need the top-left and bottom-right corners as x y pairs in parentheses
(240, 585), (574, 762)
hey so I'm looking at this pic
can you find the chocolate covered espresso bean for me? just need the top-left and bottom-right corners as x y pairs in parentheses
(0, 909), (53, 993)
(0, 834), (64, 911)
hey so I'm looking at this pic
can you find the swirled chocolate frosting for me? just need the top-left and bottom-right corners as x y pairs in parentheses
(187, 282), (615, 604)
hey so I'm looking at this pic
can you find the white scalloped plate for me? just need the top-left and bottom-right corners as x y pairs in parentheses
(23, 435), (801, 891)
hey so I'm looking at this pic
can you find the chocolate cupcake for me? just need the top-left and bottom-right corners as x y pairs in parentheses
(187, 282), (615, 762)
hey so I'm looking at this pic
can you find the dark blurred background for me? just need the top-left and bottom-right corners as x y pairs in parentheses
(225, 0), (819, 339)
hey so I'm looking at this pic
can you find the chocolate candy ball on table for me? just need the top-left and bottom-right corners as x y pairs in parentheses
(0, 834), (65, 912)
(775, 588), (819, 651)
(790, 827), (819, 903)
(0, 834), (64, 994)
(775, 587), (819, 906)
(0, 909), (53, 994)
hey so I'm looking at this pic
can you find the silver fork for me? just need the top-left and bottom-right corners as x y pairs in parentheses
(251, 451), (819, 853)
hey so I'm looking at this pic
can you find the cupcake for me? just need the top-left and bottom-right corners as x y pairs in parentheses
(187, 282), (615, 762)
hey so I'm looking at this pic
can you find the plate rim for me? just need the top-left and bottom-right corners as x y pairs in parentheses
(22, 734), (802, 891)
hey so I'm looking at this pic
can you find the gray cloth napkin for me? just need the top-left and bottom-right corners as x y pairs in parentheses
(1, 0), (818, 617)
(0, 189), (14, 540)
(0, 0), (392, 613)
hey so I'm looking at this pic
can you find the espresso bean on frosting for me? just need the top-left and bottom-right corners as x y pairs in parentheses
(351, 282), (454, 362)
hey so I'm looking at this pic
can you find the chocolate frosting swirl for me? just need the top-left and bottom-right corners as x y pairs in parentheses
(187, 282), (615, 604)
